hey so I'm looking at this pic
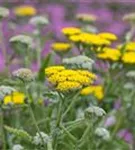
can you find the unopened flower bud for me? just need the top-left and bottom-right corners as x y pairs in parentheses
(95, 127), (110, 141)
(33, 132), (50, 145)
(85, 106), (106, 119)
(12, 144), (24, 150)
(29, 15), (49, 27)
(0, 7), (9, 19)
(10, 34), (33, 48)
(0, 86), (16, 101)
(12, 68), (34, 82)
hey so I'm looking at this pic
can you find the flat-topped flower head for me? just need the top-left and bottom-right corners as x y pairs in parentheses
(29, 15), (49, 27)
(98, 32), (117, 41)
(80, 33), (111, 46)
(76, 13), (97, 23)
(12, 68), (34, 82)
(0, 86), (16, 101)
(97, 47), (121, 61)
(33, 132), (50, 145)
(51, 42), (71, 53)
(80, 85), (104, 100)
(0, 7), (9, 19)
(95, 127), (110, 141)
(62, 27), (81, 36)
(4, 92), (25, 105)
(85, 106), (106, 118)
(12, 144), (24, 150)
(122, 52), (135, 64)
(63, 55), (94, 70)
(123, 12), (135, 23)
(117, 42), (135, 51)
(14, 5), (37, 17)
(45, 66), (65, 76)
(45, 66), (96, 92)
(10, 34), (33, 48)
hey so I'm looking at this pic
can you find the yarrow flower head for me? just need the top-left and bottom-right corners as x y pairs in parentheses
(45, 66), (96, 92)
(76, 13), (97, 24)
(29, 15), (49, 27)
(117, 42), (135, 52)
(0, 86), (16, 101)
(126, 70), (135, 78)
(97, 47), (121, 61)
(85, 106), (106, 119)
(10, 34), (33, 48)
(61, 27), (81, 36)
(4, 92), (25, 105)
(98, 32), (117, 41)
(33, 132), (50, 146)
(0, 7), (9, 19)
(14, 5), (37, 17)
(95, 127), (110, 141)
(63, 55), (94, 70)
(51, 42), (71, 54)
(80, 85), (104, 100)
(122, 52), (135, 64)
(12, 68), (34, 82)
(12, 144), (24, 150)
(123, 12), (135, 24)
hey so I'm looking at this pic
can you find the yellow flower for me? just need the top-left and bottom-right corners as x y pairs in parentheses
(4, 92), (25, 105)
(117, 42), (135, 51)
(69, 35), (82, 43)
(45, 66), (65, 76)
(80, 33), (111, 46)
(76, 13), (97, 23)
(62, 27), (81, 36)
(45, 66), (96, 92)
(98, 32), (117, 41)
(97, 47), (121, 61)
(56, 81), (81, 91)
(51, 42), (71, 52)
(80, 85), (104, 100)
(14, 5), (37, 16)
(122, 52), (135, 64)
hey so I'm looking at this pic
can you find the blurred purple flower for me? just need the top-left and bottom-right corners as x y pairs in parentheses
(0, 52), (5, 72)
(117, 129), (133, 143)
(104, 116), (116, 127)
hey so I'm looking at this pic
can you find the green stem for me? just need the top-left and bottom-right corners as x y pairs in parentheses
(47, 140), (53, 150)
(62, 92), (80, 121)
(60, 125), (77, 143)
(1, 110), (6, 150)
(24, 84), (45, 148)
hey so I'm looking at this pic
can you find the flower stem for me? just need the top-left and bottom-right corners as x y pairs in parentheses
(0, 109), (6, 150)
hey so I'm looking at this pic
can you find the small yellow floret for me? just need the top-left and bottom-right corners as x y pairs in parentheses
(14, 5), (37, 16)
(98, 32), (117, 41)
(51, 42), (71, 52)
(80, 85), (104, 100)
(62, 27), (81, 36)
(4, 92), (25, 105)
(122, 52), (135, 64)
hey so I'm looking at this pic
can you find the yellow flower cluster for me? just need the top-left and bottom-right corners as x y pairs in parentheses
(14, 5), (37, 16)
(98, 32), (117, 41)
(51, 42), (71, 52)
(97, 47), (121, 61)
(61, 27), (81, 36)
(4, 92), (25, 105)
(122, 52), (135, 64)
(80, 85), (104, 100)
(117, 42), (135, 51)
(45, 66), (96, 92)
(70, 32), (111, 46)
(76, 13), (97, 23)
